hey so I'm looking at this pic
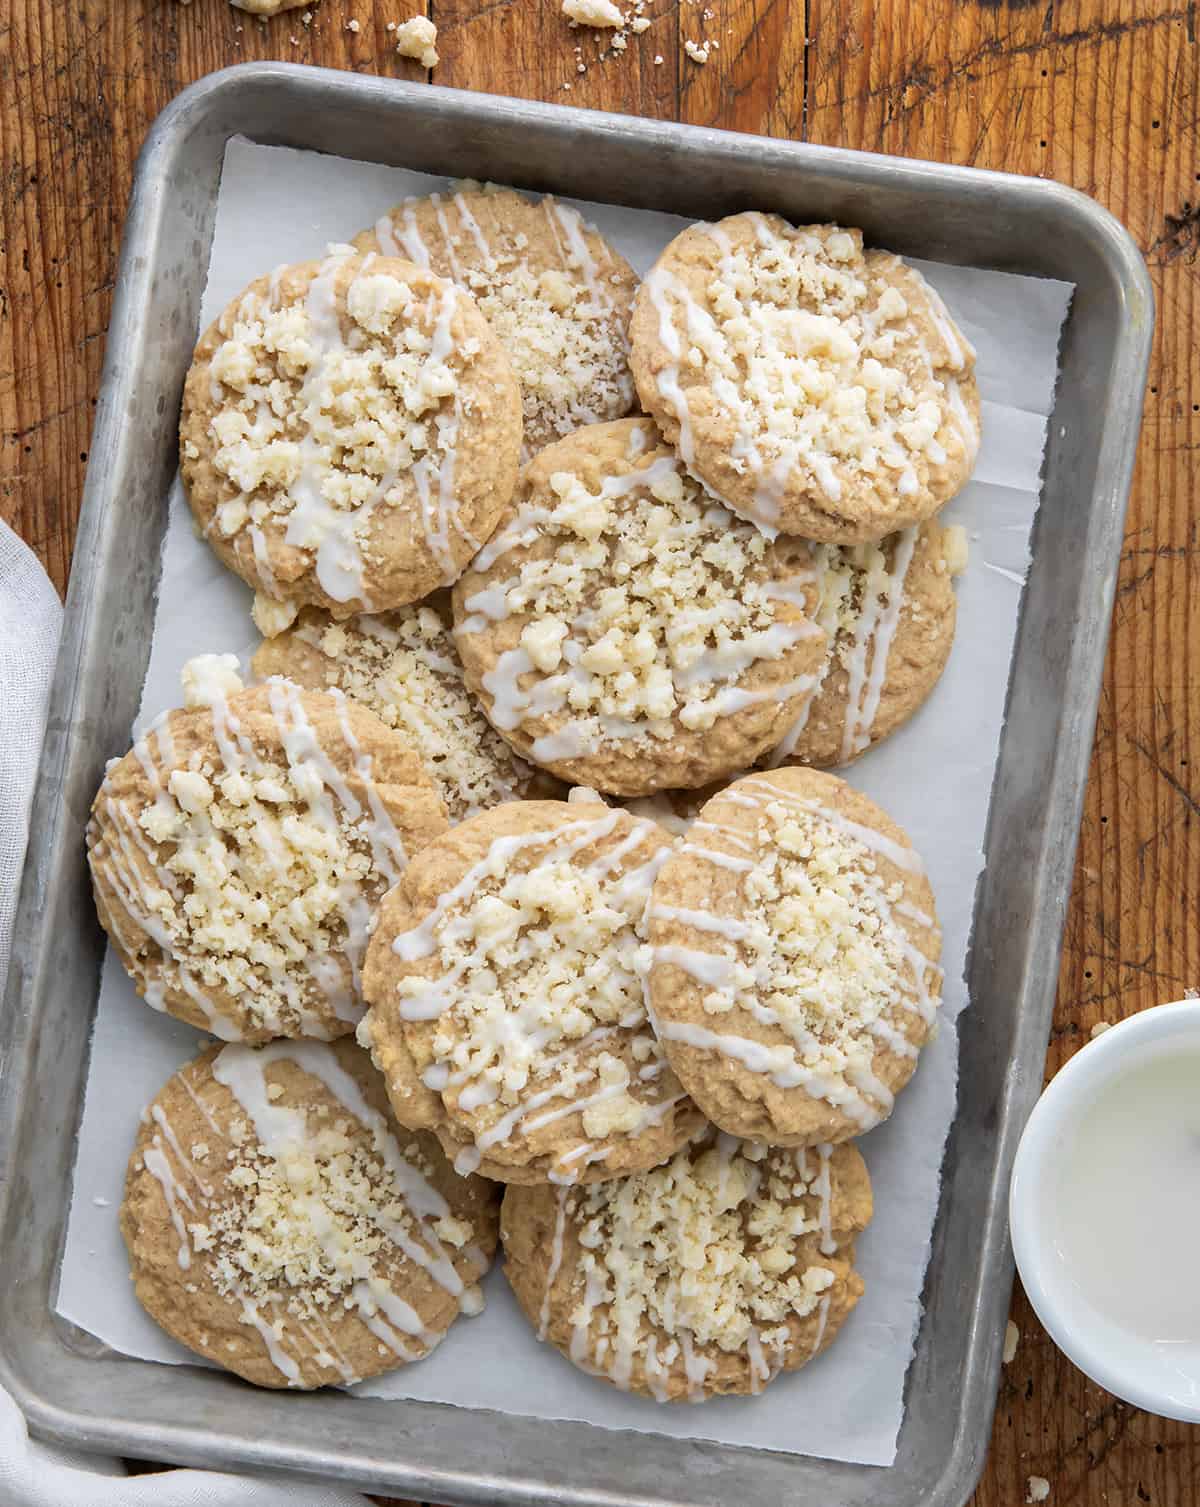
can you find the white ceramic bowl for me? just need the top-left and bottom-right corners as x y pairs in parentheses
(1010, 998), (1200, 1422)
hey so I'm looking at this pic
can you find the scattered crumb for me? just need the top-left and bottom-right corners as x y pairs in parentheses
(1089, 1020), (1112, 1039)
(393, 14), (439, 66)
(1027, 1478), (1050, 1504)
(92, 1196), (111, 1209)
(563, 0), (624, 25)
(1003, 1320), (1019, 1365)
(562, 0), (652, 72)
(653, 52), (663, 63)
(301, 8), (311, 21)
(345, 16), (359, 31)
(684, 38), (711, 62)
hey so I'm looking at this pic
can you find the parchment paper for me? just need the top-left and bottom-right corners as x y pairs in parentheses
(56, 138), (1073, 1468)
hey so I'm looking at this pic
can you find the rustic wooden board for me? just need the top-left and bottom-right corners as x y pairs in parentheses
(2, 2), (1197, 1503)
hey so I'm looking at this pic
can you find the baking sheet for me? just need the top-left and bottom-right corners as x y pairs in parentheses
(56, 138), (1072, 1469)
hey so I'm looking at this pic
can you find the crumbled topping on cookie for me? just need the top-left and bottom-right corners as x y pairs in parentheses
(137, 753), (371, 1033)
(105, 679), (410, 1037)
(383, 193), (632, 447)
(940, 524), (969, 576)
(391, 812), (670, 1146)
(198, 1087), (456, 1321)
(709, 800), (913, 1033)
(252, 594), (301, 638)
(181, 653), (245, 709)
(570, 1137), (832, 1359)
(468, 441), (813, 749)
(202, 256), (472, 604)
(647, 218), (972, 519)
(286, 607), (530, 821)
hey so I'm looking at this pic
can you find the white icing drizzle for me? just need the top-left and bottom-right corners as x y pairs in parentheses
(150, 1104), (212, 1198)
(647, 217), (975, 532)
(141, 1139), (196, 1269)
(239, 1299), (302, 1385)
(192, 1040), (474, 1381)
(410, 281), (470, 582)
(98, 671), (425, 1041)
(281, 251), (381, 607)
(373, 214), (401, 257)
(458, 451), (820, 761)
(538, 1187), (569, 1340)
(653, 779), (938, 1128)
(387, 810), (680, 1174)
(838, 527), (919, 763)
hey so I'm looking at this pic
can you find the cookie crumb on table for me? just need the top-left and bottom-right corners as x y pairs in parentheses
(1003, 1319), (1019, 1364)
(393, 15), (439, 66)
(562, 0), (625, 25)
(1027, 1478), (1050, 1504)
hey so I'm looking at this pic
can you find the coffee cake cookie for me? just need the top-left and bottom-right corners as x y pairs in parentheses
(88, 656), (447, 1043)
(361, 798), (703, 1184)
(252, 602), (553, 822)
(452, 419), (827, 796)
(502, 1129), (871, 1400)
(121, 1039), (498, 1390)
(630, 214), (980, 541)
(355, 187), (637, 452)
(771, 521), (965, 768)
(180, 251), (522, 618)
(647, 767), (941, 1144)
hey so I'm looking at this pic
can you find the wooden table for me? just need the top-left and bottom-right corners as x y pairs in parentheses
(2, 1), (1197, 1502)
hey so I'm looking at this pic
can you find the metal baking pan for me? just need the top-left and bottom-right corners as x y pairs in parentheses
(0, 61), (1151, 1507)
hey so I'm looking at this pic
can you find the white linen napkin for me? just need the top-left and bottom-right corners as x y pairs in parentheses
(0, 518), (372, 1505)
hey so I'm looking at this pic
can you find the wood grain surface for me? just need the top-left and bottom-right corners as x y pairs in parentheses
(2, 1), (1197, 1502)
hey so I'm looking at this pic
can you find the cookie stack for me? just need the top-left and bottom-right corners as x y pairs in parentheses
(88, 184), (979, 1402)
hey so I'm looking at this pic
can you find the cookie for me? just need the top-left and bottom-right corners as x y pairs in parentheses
(501, 1129), (871, 1400)
(180, 251), (522, 618)
(355, 186), (637, 452)
(646, 767), (942, 1144)
(771, 520), (964, 767)
(360, 795), (704, 1184)
(121, 1039), (499, 1390)
(251, 601), (556, 822)
(88, 656), (447, 1043)
(451, 419), (828, 797)
(630, 214), (980, 542)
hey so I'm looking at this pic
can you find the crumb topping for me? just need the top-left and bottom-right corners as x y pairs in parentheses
(289, 607), (532, 821)
(98, 664), (407, 1038)
(393, 15), (439, 66)
(567, 1135), (835, 1376)
(199, 253), (479, 606)
(562, 0), (624, 24)
(382, 808), (674, 1165)
(940, 523), (969, 576)
(201, 1106), (423, 1317)
(372, 189), (633, 448)
(652, 780), (939, 1127)
(460, 435), (819, 758)
(136, 1043), (485, 1386)
(643, 217), (975, 527)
